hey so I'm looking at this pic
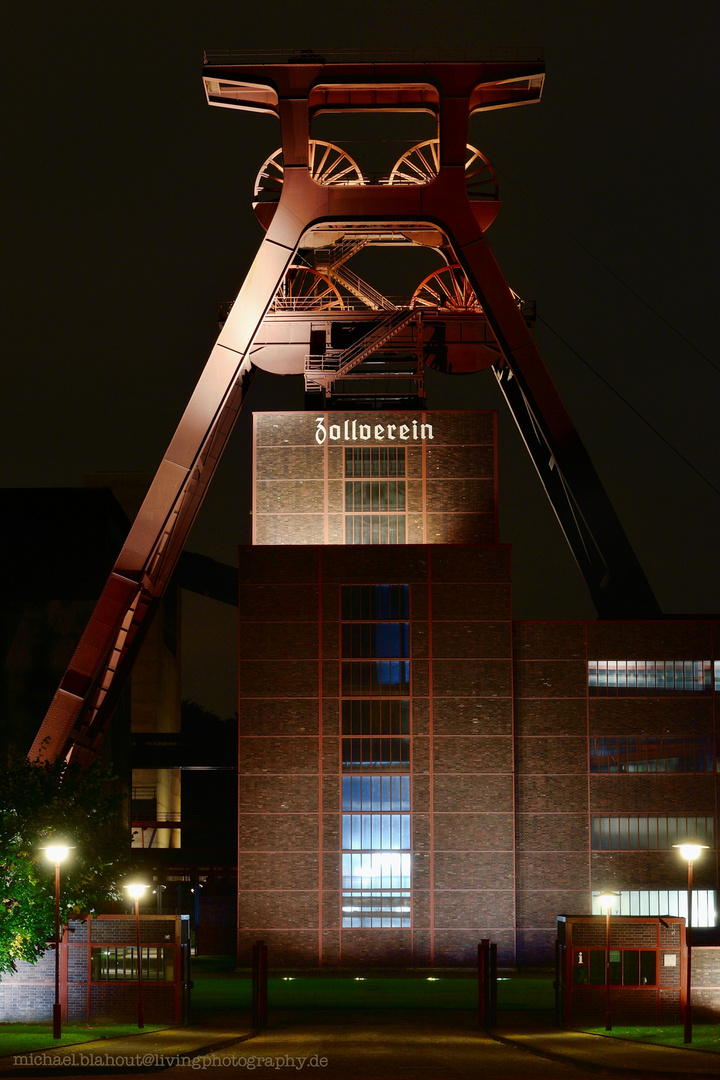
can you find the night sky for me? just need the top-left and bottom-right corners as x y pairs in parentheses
(5, 3), (719, 717)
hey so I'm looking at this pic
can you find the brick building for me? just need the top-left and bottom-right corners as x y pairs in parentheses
(0, 916), (189, 1024)
(237, 410), (718, 968)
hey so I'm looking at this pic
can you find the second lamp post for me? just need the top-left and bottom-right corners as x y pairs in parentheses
(124, 882), (149, 1028)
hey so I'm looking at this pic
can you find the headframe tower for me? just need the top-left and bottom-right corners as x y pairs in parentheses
(30, 53), (659, 767)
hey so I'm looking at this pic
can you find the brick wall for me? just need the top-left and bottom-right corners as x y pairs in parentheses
(693, 947), (720, 1021)
(238, 540), (515, 968)
(243, 410), (718, 972)
(513, 622), (590, 966)
(516, 620), (719, 966)
(253, 411), (497, 547)
(0, 917), (185, 1024)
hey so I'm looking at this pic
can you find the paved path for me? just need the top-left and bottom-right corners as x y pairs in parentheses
(2, 1010), (718, 1078)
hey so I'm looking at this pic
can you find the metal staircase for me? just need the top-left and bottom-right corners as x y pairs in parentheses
(304, 308), (418, 391)
(315, 238), (397, 311)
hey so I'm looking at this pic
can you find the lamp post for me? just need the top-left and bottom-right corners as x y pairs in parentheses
(41, 843), (73, 1040)
(597, 892), (619, 1032)
(124, 882), (149, 1028)
(673, 842), (709, 1044)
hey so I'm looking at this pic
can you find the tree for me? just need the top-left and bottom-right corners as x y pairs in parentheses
(0, 753), (131, 973)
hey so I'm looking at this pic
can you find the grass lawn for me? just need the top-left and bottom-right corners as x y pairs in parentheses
(583, 1023), (720, 1054)
(189, 957), (556, 1013)
(0, 1022), (166, 1057)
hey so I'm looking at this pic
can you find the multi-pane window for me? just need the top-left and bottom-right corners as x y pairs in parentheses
(342, 584), (409, 620)
(591, 815), (715, 851)
(572, 949), (657, 986)
(590, 736), (715, 773)
(90, 947), (174, 981)
(588, 660), (714, 694)
(341, 592), (410, 697)
(342, 700), (410, 770)
(344, 447), (406, 544)
(590, 889), (717, 928)
(341, 585), (411, 927)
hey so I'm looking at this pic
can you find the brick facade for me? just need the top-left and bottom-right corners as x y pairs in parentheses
(0, 916), (188, 1024)
(238, 411), (719, 971)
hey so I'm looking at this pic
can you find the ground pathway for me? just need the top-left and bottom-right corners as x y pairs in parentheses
(4, 1008), (720, 1079)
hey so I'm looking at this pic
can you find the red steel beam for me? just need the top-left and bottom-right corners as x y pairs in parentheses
(31, 56), (655, 767)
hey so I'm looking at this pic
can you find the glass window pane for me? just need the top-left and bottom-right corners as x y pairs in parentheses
(640, 951), (656, 986)
(623, 951), (640, 986)
(589, 950), (606, 985)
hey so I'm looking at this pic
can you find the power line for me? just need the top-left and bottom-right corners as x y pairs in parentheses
(538, 314), (720, 500)
(498, 170), (720, 378)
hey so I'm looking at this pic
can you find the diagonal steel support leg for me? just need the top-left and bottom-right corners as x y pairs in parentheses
(444, 216), (659, 617)
(30, 226), (303, 765)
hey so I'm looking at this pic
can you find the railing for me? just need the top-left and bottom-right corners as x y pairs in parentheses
(204, 47), (545, 66)
(328, 266), (397, 312)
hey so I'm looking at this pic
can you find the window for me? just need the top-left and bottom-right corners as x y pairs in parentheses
(591, 815), (715, 851)
(341, 585), (411, 927)
(590, 736), (715, 773)
(588, 660), (713, 695)
(341, 592), (410, 697)
(342, 701), (410, 770)
(91, 947), (174, 981)
(573, 949), (656, 986)
(590, 889), (717, 928)
(342, 584), (409, 620)
(344, 447), (407, 544)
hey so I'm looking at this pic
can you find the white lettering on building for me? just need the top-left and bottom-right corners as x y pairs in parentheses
(315, 418), (433, 445)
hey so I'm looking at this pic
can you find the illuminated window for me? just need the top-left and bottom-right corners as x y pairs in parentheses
(344, 447), (406, 544)
(588, 660), (712, 695)
(341, 588), (410, 696)
(590, 736), (715, 773)
(590, 889), (717, 928)
(91, 947), (174, 981)
(591, 815), (715, 851)
(341, 585), (411, 927)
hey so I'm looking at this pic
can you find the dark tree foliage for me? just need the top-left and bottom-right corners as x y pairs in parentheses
(0, 754), (131, 973)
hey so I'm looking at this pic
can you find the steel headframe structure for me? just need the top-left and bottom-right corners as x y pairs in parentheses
(29, 53), (659, 769)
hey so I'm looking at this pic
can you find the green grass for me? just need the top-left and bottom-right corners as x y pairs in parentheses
(189, 957), (555, 1013)
(583, 1023), (720, 1054)
(0, 1021), (166, 1057)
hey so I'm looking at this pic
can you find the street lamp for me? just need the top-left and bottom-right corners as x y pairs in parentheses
(597, 892), (619, 1032)
(672, 842), (709, 1044)
(124, 882), (149, 1028)
(41, 843), (74, 1040)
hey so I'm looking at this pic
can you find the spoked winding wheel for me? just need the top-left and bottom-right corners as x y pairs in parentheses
(271, 265), (345, 312)
(388, 141), (498, 200)
(411, 264), (484, 311)
(254, 141), (365, 202)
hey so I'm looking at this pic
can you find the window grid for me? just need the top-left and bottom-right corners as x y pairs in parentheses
(590, 889), (717, 928)
(342, 699), (410, 735)
(345, 514), (406, 545)
(588, 660), (713, 695)
(345, 480), (406, 512)
(344, 448), (407, 545)
(90, 947), (174, 981)
(345, 446), (406, 477)
(590, 815), (715, 851)
(341, 584), (411, 928)
(572, 949), (657, 987)
(590, 735), (716, 773)
(342, 585), (409, 620)
(342, 660), (410, 696)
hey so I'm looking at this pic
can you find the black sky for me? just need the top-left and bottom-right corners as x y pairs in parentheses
(4, 2), (719, 716)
